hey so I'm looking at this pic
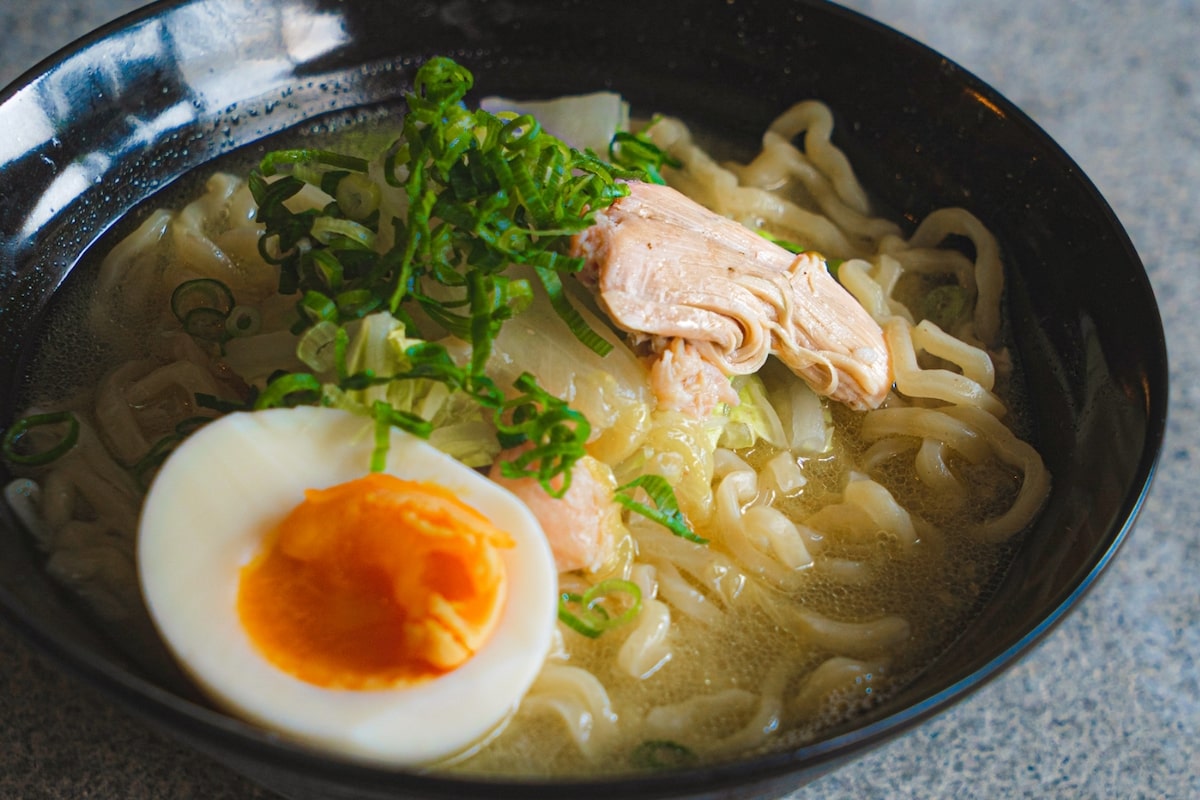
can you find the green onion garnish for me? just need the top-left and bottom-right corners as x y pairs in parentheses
(558, 578), (643, 638)
(183, 306), (229, 343)
(171, 278), (235, 325)
(334, 172), (381, 221)
(224, 305), (262, 338)
(754, 229), (845, 279)
(616, 474), (705, 543)
(309, 216), (376, 249)
(534, 266), (613, 357)
(253, 373), (322, 410)
(131, 415), (215, 486)
(239, 55), (653, 487)
(171, 278), (262, 350)
(494, 373), (590, 498)
(1, 411), (80, 466)
(257, 148), (370, 177)
(369, 400), (435, 472)
(609, 129), (681, 186)
(630, 740), (699, 770)
(923, 284), (969, 330)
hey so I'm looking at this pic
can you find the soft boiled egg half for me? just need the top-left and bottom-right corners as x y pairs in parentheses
(137, 405), (558, 765)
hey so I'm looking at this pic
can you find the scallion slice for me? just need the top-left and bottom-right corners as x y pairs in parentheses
(494, 373), (590, 497)
(334, 172), (381, 221)
(615, 474), (705, 543)
(558, 578), (643, 638)
(534, 266), (613, 357)
(369, 400), (434, 471)
(2, 411), (80, 466)
(923, 284), (969, 330)
(170, 278), (235, 326)
(609, 130), (681, 186)
(240, 57), (651, 487)
(630, 740), (698, 770)
(258, 148), (370, 177)
(754, 230), (845, 278)
(310, 216), (377, 249)
(253, 373), (322, 410)
(183, 307), (229, 343)
(224, 305), (261, 338)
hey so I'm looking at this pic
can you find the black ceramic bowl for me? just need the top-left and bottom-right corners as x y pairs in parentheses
(0, 1), (1167, 799)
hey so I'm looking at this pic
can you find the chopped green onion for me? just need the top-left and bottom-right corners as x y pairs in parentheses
(130, 432), (183, 489)
(630, 740), (699, 770)
(369, 400), (434, 471)
(495, 373), (590, 498)
(171, 279), (261, 349)
(615, 474), (705, 543)
(242, 57), (643, 487)
(183, 307), (228, 343)
(558, 578), (642, 638)
(295, 321), (339, 372)
(923, 284), (969, 330)
(755, 228), (806, 253)
(171, 278), (235, 325)
(253, 373), (322, 410)
(754, 230), (844, 278)
(335, 172), (381, 220)
(1, 411), (80, 466)
(196, 392), (251, 414)
(224, 305), (261, 338)
(297, 290), (339, 325)
(609, 129), (681, 185)
(307, 249), (345, 291)
(127, 417), (217, 484)
(334, 288), (382, 320)
(371, 401), (392, 471)
(258, 148), (370, 177)
(310, 216), (376, 249)
(534, 266), (613, 357)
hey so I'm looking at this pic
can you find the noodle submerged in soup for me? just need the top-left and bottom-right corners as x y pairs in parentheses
(2, 57), (1048, 775)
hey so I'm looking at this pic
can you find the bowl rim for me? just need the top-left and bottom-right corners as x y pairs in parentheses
(0, 0), (1169, 796)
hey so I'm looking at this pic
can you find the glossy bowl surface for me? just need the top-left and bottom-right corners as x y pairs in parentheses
(0, 1), (1167, 799)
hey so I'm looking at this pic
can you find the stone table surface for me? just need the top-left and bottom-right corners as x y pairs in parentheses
(1, 1), (1196, 799)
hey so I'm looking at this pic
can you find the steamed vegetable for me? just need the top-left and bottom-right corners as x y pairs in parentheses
(243, 56), (665, 494)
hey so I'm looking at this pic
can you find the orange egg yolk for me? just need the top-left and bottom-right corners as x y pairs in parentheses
(237, 472), (513, 691)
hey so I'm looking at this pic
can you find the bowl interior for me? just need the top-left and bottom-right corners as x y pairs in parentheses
(0, 1), (1166, 798)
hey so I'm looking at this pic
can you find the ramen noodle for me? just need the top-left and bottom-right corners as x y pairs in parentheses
(2, 58), (1048, 775)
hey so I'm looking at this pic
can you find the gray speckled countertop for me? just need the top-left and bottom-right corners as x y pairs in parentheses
(2, 1), (1196, 798)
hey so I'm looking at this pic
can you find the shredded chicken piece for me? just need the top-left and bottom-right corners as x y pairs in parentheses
(649, 338), (740, 418)
(573, 181), (891, 414)
(488, 448), (624, 574)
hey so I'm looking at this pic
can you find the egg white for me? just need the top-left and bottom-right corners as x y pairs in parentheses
(138, 405), (558, 765)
